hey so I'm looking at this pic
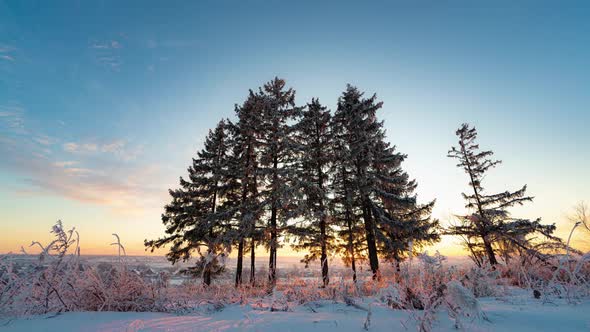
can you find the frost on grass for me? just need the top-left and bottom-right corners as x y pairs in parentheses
(2, 222), (590, 332)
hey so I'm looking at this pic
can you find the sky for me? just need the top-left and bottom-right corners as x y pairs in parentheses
(0, 1), (589, 258)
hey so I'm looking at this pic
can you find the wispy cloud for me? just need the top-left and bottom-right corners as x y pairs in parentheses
(63, 139), (143, 161)
(145, 39), (199, 49)
(0, 54), (14, 62)
(33, 134), (57, 146)
(0, 104), (25, 132)
(63, 142), (96, 153)
(0, 101), (162, 216)
(54, 161), (78, 168)
(3, 135), (164, 216)
(97, 56), (123, 71)
(21, 161), (166, 216)
(89, 39), (123, 71)
(90, 40), (121, 50)
(0, 44), (16, 61)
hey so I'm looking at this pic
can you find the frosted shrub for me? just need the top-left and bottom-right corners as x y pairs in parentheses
(0, 255), (25, 317)
(417, 279), (486, 331)
(543, 251), (590, 303)
(0, 222), (177, 318)
(445, 281), (484, 323)
(418, 251), (450, 295)
(377, 283), (402, 308)
(392, 251), (455, 312)
(14, 221), (82, 315)
(462, 263), (500, 297)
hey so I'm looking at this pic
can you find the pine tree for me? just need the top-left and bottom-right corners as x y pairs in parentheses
(257, 78), (300, 285)
(378, 201), (440, 271)
(289, 98), (334, 287)
(374, 160), (440, 271)
(332, 85), (439, 280)
(145, 120), (233, 286)
(330, 99), (363, 282)
(448, 123), (560, 266)
(332, 85), (382, 279)
(230, 92), (264, 287)
(370, 138), (440, 271)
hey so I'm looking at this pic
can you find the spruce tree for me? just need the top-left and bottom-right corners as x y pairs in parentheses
(331, 85), (380, 279)
(370, 139), (440, 271)
(257, 78), (300, 285)
(230, 92), (264, 286)
(145, 120), (233, 286)
(448, 123), (560, 266)
(290, 98), (334, 286)
(332, 85), (439, 280)
(330, 100), (363, 282)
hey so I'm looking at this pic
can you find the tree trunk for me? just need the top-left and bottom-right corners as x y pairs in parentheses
(203, 268), (212, 286)
(236, 139), (253, 288)
(362, 199), (379, 280)
(320, 213), (329, 287)
(205, 186), (218, 287)
(268, 207), (277, 284)
(459, 140), (498, 266)
(250, 239), (256, 285)
(483, 237), (498, 265)
(393, 252), (401, 273)
(268, 155), (278, 285)
(345, 207), (357, 283)
(342, 169), (357, 283)
(235, 239), (244, 287)
(350, 249), (357, 283)
(315, 120), (329, 287)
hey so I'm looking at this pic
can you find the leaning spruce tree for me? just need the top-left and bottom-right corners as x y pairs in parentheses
(448, 123), (560, 266)
(289, 98), (334, 287)
(145, 119), (233, 286)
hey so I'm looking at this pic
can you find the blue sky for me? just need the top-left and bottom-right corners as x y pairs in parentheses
(1, 1), (589, 255)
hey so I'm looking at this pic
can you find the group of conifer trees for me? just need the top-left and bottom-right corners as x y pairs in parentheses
(145, 78), (560, 287)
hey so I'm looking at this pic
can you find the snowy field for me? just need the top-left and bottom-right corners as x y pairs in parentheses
(2, 250), (589, 331)
(2, 295), (588, 332)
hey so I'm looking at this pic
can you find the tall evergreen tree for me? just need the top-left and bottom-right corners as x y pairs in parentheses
(290, 98), (334, 287)
(332, 85), (439, 280)
(145, 120), (233, 286)
(230, 92), (264, 286)
(330, 100), (363, 282)
(370, 139), (440, 271)
(257, 78), (300, 285)
(448, 123), (560, 266)
(332, 85), (381, 279)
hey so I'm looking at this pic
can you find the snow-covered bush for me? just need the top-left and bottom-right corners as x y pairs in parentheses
(461, 263), (500, 297)
(3, 220), (590, 332)
(0, 222), (179, 317)
(445, 280), (485, 326)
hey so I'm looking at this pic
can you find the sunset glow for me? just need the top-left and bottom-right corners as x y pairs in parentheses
(1, 2), (588, 259)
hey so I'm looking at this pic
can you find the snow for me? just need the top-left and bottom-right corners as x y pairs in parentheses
(2, 297), (589, 332)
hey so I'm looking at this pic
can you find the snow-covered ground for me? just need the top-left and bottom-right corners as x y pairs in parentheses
(2, 296), (588, 332)
(3, 249), (589, 331)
